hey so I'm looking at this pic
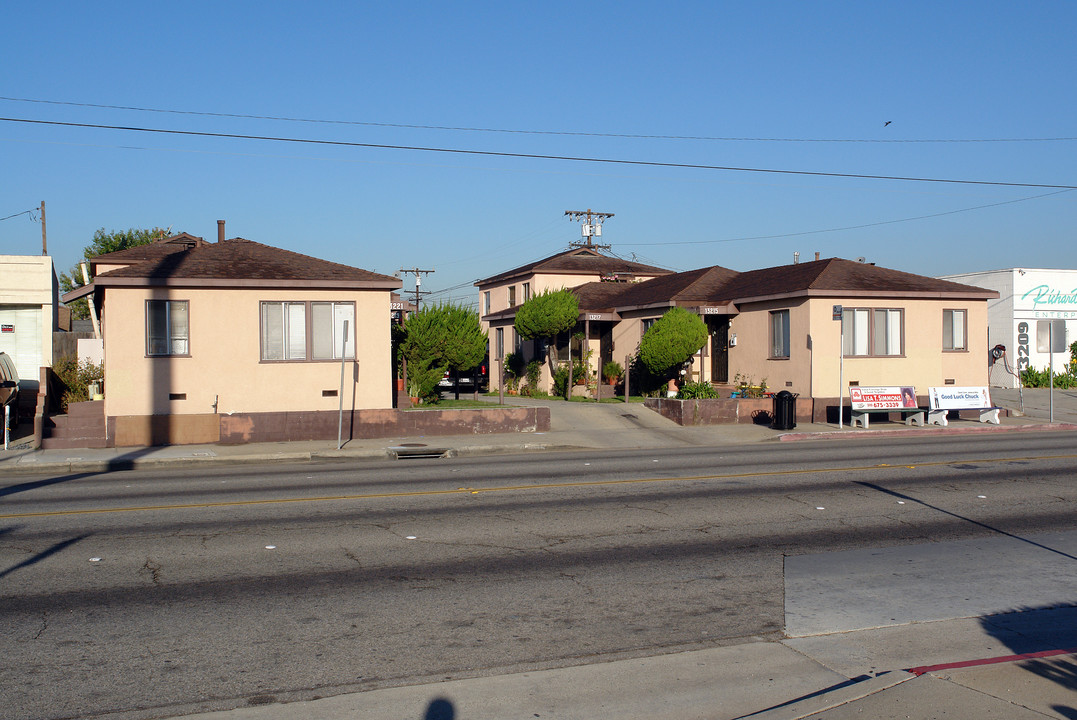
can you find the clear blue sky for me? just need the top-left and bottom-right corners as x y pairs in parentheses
(3, 1), (1075, 308)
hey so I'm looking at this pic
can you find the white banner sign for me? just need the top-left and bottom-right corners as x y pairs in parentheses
(849, 386), (918, 411)
(929, 386), (992, 411)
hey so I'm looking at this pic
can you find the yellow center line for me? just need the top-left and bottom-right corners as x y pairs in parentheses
(3, 453), (1075, 519)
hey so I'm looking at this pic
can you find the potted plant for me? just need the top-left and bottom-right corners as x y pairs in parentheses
(603, 360), (623, 386)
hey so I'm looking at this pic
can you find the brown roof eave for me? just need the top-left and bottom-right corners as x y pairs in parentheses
(728, 288), (1000, 304)
(61, 283), (96, 304)
(610, 298), (699, 314)
(95, 277), (403, 291)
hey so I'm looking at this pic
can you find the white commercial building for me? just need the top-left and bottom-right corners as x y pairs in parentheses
(0, 255), (58, 396)
(939, 268), (1076, 388)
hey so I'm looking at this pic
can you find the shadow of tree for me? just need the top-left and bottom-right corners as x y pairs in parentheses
(980, 605), (1077, 718)
(424, 697), (455, 720)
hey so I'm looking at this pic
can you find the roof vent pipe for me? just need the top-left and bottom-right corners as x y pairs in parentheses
(217, 220), (225, 243)
(815, 252), (820, 261)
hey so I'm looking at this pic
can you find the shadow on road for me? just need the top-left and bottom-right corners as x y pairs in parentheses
(855, 481), (1077, 561)
(0, 534), (89, 580)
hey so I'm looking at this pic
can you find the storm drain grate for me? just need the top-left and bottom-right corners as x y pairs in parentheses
(387, 443), (450, 459)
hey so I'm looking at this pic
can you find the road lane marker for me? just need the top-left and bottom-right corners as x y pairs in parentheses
(2, 452), (1075, 520)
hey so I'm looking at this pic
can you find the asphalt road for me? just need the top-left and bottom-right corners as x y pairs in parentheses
(2, 431), (1076, 720)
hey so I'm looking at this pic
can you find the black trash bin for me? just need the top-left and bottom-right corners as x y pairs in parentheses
(773, 390), (798, 430)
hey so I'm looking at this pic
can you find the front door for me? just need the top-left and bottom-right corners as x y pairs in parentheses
(710, 319), (729, 384)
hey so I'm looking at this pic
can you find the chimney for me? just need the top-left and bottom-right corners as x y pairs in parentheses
(217, 220), (225, 243)
(815, 252), (820, 261)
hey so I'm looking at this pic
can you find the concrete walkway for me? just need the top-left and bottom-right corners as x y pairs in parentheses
(2, 389), (1076, 719)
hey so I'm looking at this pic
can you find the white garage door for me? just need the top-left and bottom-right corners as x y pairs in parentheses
(0, 306), (43, 382)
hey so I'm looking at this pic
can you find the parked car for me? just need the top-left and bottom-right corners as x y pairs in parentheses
(438, 362), (488, 393)
(0, 351), (19, 429)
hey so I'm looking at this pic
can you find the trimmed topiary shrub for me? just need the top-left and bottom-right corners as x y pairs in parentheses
(639, 307), (708, 377)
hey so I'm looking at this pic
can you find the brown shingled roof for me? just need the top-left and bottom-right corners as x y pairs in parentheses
(89, 232), (207, 271)
(605, 265), (740, 310)
(710, 258), (998, 302)
(94, 238), (400, 289)
(482, 257), (997, 322)
(476, 246), (671, 287)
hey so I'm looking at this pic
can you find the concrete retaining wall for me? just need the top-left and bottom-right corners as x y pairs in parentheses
(217, 406), (550, 445)
(645, 397), (815, 426)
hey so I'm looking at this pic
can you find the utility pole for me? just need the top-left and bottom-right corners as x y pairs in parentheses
(398, 267), (435, 309)
(565, 208), (613, 250)
(40, 201), (47, 255)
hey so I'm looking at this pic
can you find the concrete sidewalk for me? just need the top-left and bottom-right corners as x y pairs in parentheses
(3, 389), (1076, 475)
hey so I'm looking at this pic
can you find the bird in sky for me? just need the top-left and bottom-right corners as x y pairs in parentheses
(884, 121), (892, 126)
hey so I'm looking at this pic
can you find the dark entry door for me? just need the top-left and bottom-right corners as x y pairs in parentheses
(710, 319), (729, 383)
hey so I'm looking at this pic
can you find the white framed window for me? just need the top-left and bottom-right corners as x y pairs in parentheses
(312, 302), (355, 360)
(146, 300), (189, 356)
(943, 309), (966, 351)
(261, 301), (354, 362)
(770, 309), (790, 358)
(483, 291), (491, 315)
(522, 282), (531, 302)
(508, 285), (516, 307)
(874, 309), (902, 356)
(843, 308), (903, 357)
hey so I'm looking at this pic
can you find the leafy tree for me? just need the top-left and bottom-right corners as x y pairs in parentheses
(514, 288), (579, 380)
(437, 304), (488, 399)
(639, 307), (708, 377)
(400, 303), (487, 401)
(59, 227), (167, 319)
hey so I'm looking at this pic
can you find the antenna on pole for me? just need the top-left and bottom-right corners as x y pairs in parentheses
(565, 208), (613, 250)
(398, 267), (435, 309)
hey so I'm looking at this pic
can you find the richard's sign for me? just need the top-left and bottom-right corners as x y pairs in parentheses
(1015, 271), (1077, 318)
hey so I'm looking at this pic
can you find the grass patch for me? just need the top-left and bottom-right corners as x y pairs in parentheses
(405, 399), (500, 410)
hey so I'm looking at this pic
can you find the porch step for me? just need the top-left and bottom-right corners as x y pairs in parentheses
(41, 400), (107, 449)
(40, 436), (109, 450)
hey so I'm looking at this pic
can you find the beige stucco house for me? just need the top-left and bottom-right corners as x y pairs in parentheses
(64, 232), (401, 446)
(476, 245), (671, 389)
(480, 254), (998, 418)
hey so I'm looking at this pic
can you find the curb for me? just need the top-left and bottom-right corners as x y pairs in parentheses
(4, 421), (1075, 474)
(777, 421), (1077, 442)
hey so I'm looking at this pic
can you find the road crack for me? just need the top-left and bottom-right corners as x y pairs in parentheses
(139, 558), (162, 586)
(31, 611), (47, 641)
(341, 547), (363, 567)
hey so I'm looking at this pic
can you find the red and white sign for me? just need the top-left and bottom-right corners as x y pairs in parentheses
(0, 324), (13, 333)
(849, 386), (918, 411)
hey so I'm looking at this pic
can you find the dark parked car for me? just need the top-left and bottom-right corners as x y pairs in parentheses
(438, 362), (488, 394)
(0, 352), (19, 429)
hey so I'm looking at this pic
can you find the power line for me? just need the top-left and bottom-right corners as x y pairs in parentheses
(0, 208), (37, 223)
(2, 96), (1074, 144)
(619, 189), (1076, 247)
(4, 116), (1075, 190)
